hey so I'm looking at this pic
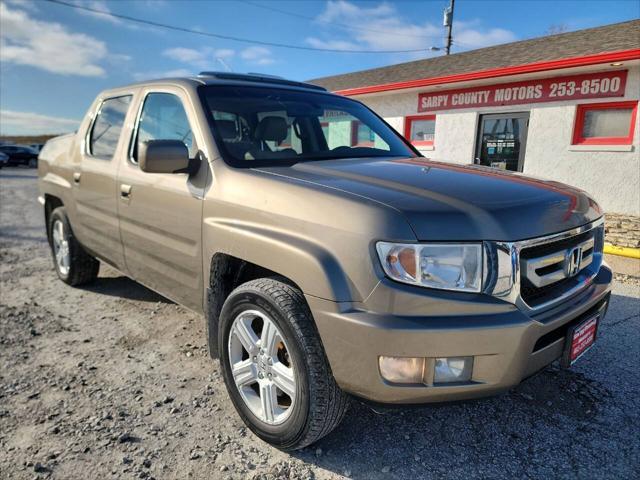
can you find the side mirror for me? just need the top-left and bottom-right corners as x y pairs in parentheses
(138, 140), (191, 174)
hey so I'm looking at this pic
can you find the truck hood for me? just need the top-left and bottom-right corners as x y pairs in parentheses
(261, 157), (602, 241)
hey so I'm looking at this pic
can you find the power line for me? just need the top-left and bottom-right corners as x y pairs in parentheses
(44, 0), (430, 54)
(239, 0), (444, 40)
(451, 40), (478, 49)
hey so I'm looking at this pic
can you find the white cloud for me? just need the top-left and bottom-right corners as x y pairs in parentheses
(0, 2), (109, 76)
(454, 21), (517, 49)
(4, 0), (37, 11)
(107, 53), (133, 63)
(317, 0), (394, 23)
(163, 45), (273, 70)
(240, 46), (274, 66)
(215, 48), (235, 60)
(132, 68), (193, 81)
(72, 0), (123, 25)
(163, 47), (236, 69)
(0, 110), (80, 135)
(305, 38), (360, 51)
(306, 0), (516, 55)
(164, 47), (207, 65)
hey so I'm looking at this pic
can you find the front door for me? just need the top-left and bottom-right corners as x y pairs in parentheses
(116, 89), (206, 311)
(475, 112), (529, 172)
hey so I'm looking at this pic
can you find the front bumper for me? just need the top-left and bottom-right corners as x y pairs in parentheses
(308, 265), (612, 404)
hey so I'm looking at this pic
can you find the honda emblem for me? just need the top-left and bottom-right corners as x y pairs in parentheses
(565, 246), (583, 278)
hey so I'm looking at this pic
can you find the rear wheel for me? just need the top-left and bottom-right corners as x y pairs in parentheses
(49, 207), (99, 286)
(28, 158), (37, 168)
(219, 277), (349, 450)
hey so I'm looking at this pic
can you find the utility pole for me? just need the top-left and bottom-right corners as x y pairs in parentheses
(444, 0), (455, 55)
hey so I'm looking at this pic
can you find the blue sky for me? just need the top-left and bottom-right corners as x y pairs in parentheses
(1, 0), (638, 135)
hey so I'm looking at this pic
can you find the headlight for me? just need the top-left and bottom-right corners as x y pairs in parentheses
(376, 242), (483, 292)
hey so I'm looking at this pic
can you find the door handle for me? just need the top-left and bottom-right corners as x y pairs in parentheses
(73, 172), (81, 184)
(120, 184), (132, 198)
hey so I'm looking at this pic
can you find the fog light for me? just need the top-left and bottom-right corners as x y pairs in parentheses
(379, 356), (425, 384)
(434, 357), (473, 383)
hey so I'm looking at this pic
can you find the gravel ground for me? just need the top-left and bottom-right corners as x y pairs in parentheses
(1, 168), (639, 480)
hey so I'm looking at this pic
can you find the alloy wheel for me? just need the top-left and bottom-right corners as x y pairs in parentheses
(52, 219), (70, 276)
(228, 309), (296, 425)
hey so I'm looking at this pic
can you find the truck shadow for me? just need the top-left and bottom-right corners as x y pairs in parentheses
(85, 274), (173, 304)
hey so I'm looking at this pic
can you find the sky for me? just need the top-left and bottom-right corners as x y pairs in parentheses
(1, 0), (638, 135)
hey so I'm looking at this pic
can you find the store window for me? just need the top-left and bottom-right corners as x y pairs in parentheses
(572, 101), (637, 145)
(404, 114), (436, 146)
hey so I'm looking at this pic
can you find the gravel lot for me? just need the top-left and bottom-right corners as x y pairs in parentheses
(1, 168), (639, 480)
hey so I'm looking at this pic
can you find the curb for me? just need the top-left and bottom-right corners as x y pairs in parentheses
(604, 243), (640, 259)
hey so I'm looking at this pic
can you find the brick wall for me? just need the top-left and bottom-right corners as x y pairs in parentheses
(605, 214), (640, 248)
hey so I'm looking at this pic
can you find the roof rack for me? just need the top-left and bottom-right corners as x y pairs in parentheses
(197, 71), (327, 91)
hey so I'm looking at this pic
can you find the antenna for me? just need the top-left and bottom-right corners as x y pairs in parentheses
(216, 57), (232, 72)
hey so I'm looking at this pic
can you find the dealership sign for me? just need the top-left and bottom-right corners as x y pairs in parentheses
(418, 70), (628, 112)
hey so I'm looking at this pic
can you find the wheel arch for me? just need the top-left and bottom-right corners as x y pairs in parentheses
(205, 253), (303, 358)
(44, 194), (64, 245)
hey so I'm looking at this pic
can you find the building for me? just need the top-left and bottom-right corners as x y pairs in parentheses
(310, 20), (640, 231)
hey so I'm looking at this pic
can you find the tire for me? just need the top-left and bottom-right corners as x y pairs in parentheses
(49, 207), (100, 286)
(28, 158), (37, 168)
(219, 277), (349, 450)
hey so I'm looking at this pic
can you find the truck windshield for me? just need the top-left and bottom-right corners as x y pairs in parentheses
(199, 85), (416, 166)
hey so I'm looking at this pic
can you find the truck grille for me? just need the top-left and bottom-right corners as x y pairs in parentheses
(519, 224), (604, 308)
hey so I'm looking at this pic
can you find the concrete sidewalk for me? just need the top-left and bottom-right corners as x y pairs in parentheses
(605, 253), (640, 275)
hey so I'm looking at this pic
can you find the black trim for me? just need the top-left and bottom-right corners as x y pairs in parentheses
(198, 72), (327, 91)
(532, 293), (609, 353)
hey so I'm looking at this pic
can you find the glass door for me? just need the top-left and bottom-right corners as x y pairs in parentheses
(475, 112), (529, 172)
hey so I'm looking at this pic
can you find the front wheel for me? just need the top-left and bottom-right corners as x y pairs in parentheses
(28, 158), (37, 168)
(219, 278), (349, 450)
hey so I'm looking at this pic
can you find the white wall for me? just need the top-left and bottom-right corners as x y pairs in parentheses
(357, 66), (640, 216)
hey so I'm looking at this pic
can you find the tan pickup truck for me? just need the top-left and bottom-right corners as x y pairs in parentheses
(38, 72), (612, 449)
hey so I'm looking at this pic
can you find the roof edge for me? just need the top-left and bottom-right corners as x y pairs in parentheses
(333, 48), (640, 96)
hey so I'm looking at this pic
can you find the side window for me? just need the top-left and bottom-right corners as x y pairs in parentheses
(89, 95), (132, 158)
(133, 93), (195, 162)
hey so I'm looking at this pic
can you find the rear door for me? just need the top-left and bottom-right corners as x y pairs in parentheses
(116, 88), (206, 311)
(73, 94), (133, 270)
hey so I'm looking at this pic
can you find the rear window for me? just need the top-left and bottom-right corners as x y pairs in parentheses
(199, 85), (415, 166)
(89, 95), (132, 158)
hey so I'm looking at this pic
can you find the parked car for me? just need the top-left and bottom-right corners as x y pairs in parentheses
(0, 151), (9, 168)
(29, 143), (45, 153)
(0, 145), (38, 167)
(37, 72), (611, 450)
